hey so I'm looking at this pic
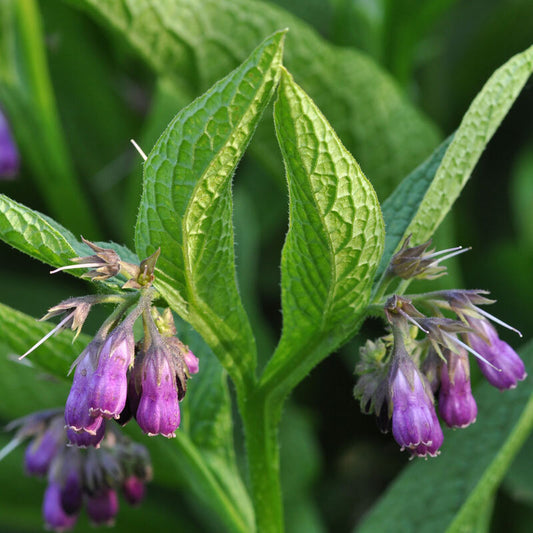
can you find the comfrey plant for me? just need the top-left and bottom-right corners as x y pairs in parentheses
(1, 21), (532, 533)
(354, 239), (526, 458)
(3, 409), (151, 530)
(22, 240), (199, 443)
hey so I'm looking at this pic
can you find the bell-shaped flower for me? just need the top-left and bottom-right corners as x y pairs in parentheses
(389, 330), (443, 458)
(86, 487), (119, 526)
(89, 323), (135, 419)
(122, 476), (146, 506)
(467, 317), (527, 390)
(135, 344), (180, 438)
(42, 481), (78, 532)
(24, 417), (65, 476)
(64, 340), (104, 434)
(438, 348), (477, 428)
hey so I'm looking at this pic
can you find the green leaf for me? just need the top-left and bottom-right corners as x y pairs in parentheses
(262, 69), (384, 396)
(0, 193), (82, 269)
(135, 31), (286, 387)
(375, 134), (454, 280)
(0, 194), (138, 289)
(401, 45), (533, 248)
(356, 341), (533, 533)
(66, 0), (440, 197)
(0, 0), (100, 236)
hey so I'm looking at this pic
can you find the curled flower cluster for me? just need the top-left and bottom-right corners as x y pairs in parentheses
(4, 409), (151, 531)
(22, 243), (200, 443)
(354, 238), (526, 458)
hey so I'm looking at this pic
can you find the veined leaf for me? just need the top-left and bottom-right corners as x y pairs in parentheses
(398, 45), (533, 251)
(135, 31), (286, 386)
(262, 69), (384, 396)
(0, 194), (138, 290)
(66, 0), (439, 196)
(356, 341), (533, 533)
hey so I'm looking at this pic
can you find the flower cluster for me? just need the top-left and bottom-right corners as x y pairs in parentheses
(22, 243), (199, 444)
(354, 238), (526, 458)
(4, 409), (151, 531)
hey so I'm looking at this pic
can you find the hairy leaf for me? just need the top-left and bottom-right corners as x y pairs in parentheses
(357, 341), (533, 533)
(135, 31), (285, 386)
(262, 70), (384, 396)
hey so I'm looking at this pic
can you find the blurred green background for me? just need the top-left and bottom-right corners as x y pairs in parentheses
(1, 0), (532, 531)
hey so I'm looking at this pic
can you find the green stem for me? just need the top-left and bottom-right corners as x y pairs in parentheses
(239, 386), (284, 533)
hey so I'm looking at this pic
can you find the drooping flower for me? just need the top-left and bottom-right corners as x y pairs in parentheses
(135, 344), (181, 438)
(122, 476), (145, 506)
(24, 416), (65, 476)
(64, 340), (104, 434)
(86, 488), (119, 526)
(388, 325), (443, 457)
(89, 323), (135, 420)
(42, 481), (78, 532)
(467, 317), (527, 390)
(438, 348), (477, 428)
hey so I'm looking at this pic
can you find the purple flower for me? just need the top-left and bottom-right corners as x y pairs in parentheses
(184, 349), (199, 375)
(0, 109), (19, 179)
(439, 349), (477, 428)
(122, 475), (145, 506)
(86, 488), (119, 526)
(389, 351), (443, 458)
(25, 417), (65, 476)
(89, 325), (135, 419)
(467, 318), (527, 390)
(42, 482), (78, 532)
(66, 420), (106, 449)
(135, 345), (180, 438)
(64, 341), (104, 434)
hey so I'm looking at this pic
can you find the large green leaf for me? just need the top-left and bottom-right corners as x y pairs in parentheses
(401, 45), (533, 248)
(0, 0), (100, 236)
(356, 341), (533, 533)
(66, 0), (440, 197)
(261, 69), (384, 397)
(0, 302), (252, 533)
(135, 31), (285, 387)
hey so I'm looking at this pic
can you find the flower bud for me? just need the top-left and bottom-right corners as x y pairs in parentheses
(86, 488), (119, 526)
(184, 349), (199, 375)
(438, 349), (477, 428)
(89, 324), (135, 419)
(122, 475), (145, 506)
(42, 482), (78, 532)
(389, 332), (443, 457)
(64, 341), (103, 434)
(135, 344), (180, 438)
(25, 417), (65, 476)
